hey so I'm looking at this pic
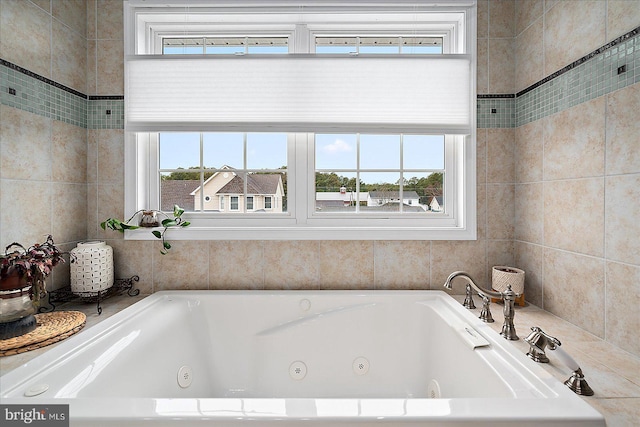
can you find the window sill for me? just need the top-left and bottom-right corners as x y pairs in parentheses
(124, 225), (476, 241)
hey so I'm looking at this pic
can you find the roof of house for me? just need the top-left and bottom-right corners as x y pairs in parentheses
(430, 196), (444, 206)
(369, 190), (420, 199)
(161, 180), (200, 211)
(217, 174), (282, 195)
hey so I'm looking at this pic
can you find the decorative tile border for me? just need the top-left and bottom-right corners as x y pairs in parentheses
(0, 60), (87, 128)
(517, 27), (640, 127)
(2, 26), (640, 131)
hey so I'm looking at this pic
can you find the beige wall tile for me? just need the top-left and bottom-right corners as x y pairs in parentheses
(607, 0), (640, 41)
(544, 178), (604, 257)
(153, 241), (210, 290)
(97, 40), (124, 95)
(209, 241), (265, 290)
(431, 240), (487, 291)
(87, 0), (97, 39)
(543, 248), (605, 337)
(263, 241), (320, 289)
(51, 183), (87, 244)
(489, 0), (516, 38)
(476, 129), (487, 183)
(86, 40), (97, 94)
(97, 0), (123, 40)
(0, 106), (52, 181)
(109, 239), (155, 295)
(373, 241), (429, 290)
(514, 241), (543, 306)
(477, 184), (487, 239)
(487, 239), (515, 274)
(86, 183), (98, 239)
(30, 0), (51, 13)
(515, 182), (543, 244)
(477, 0), (489, 39)
(477, 38), (489, 94)
(95, 183), (124, 241)
(515, 0), (543, 36)
(52, 19), (87, 92)
(0, 180), (52, 249)
(87, 130), (98, 184)
(52, 0), (86, 37)
(606, 83), (640, 175)
(516, 17), (544, 92)
(515, 118), (543, 183)
(52, 120), (87, 183)
(0, 0), (51, 78)
(488, 37), (516, 94)
(588, 398), (640, 427)
(605, 174), (640, 266)
(544, 0), (606, 75)
(97, 129), (124, 183)
(544, 0), (559, 11)
(486, 184), (515, 240)
(486, 128), (515, 183)
(320, 241), (374, 289)
(606, 261), (640, 357)
(543, 97), (605, 180)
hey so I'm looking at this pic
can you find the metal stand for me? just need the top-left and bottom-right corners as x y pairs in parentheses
(39, 276), (140, 315)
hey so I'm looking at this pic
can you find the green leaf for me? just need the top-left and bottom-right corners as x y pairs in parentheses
(152, 230), (162, 239)
(163, 242), (171, 250)
(161, 219), (177, 227)
(180, 221), (191, 227)
(173, 205), (185, 218)
(100, 221), (107, 230)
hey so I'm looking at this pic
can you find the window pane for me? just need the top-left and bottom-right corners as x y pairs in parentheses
(247, 45), (288, 54)
(205, 45), (244, 54)
(315, 134), (357, 170)
(403, 135), (445, 170)
(203, 133), (244, 169)
(159, 133), (200, 169)
(247, 133), (287, 170)
(360, 172), (400, 213)
(360, 134), (400, 169)
(403, 172), (442, 211)
(315, 171), (357, 213)
(160, 172), (201, 213)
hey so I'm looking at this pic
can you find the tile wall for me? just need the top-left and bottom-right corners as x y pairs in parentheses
(0, 1), (638, 359)
(514, 0), (640, 357)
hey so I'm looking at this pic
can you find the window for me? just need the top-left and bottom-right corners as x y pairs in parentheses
(124, 1), (476, 240)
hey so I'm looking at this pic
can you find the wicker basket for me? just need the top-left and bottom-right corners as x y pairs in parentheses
(492, 266), (525, 295)
(70, 241), (114, 294)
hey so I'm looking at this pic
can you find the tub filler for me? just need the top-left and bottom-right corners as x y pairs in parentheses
(0, 291), (604, 426)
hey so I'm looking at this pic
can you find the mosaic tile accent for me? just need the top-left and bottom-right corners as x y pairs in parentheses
(88, 97), (125, 129)
(2, 26), (639, 132)
(477, 96), (516, 128)
(1, 60), (87, 128)
(516, 27), (640, 127)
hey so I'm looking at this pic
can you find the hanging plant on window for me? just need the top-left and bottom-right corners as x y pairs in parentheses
(101, 205), (191, 255)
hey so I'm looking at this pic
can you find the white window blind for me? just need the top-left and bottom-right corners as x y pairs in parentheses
(125, 55), (472, 134)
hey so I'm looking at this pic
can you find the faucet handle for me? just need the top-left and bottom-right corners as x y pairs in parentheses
(524, 326), (561, 362)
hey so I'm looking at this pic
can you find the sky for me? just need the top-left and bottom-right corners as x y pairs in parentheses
(160, 133), (444, 185)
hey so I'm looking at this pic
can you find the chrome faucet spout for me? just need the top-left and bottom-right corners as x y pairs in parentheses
(443, 271), (519, 340)
(443, 271), (502, 299)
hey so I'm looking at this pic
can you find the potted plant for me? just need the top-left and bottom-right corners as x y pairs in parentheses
(0, 235), (68, 339)
(101, 205), (191, 255)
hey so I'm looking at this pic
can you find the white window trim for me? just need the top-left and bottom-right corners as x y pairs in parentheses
(123, 1), (477, 241)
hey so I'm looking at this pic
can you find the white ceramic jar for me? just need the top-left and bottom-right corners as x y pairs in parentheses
(70, 241), (114, 294)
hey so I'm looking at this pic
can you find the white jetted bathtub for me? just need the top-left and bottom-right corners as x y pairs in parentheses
(1, 291), (604, 426)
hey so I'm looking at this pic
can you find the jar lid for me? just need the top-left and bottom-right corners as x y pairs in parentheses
(76, 241), (106, 248)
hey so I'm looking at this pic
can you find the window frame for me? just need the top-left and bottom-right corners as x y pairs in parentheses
(123, 1), (477, 241)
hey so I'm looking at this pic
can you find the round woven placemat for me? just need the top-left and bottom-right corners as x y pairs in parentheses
(0, 311), (86, 357)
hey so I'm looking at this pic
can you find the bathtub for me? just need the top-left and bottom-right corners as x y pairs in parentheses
(1, 291), (604, 426)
